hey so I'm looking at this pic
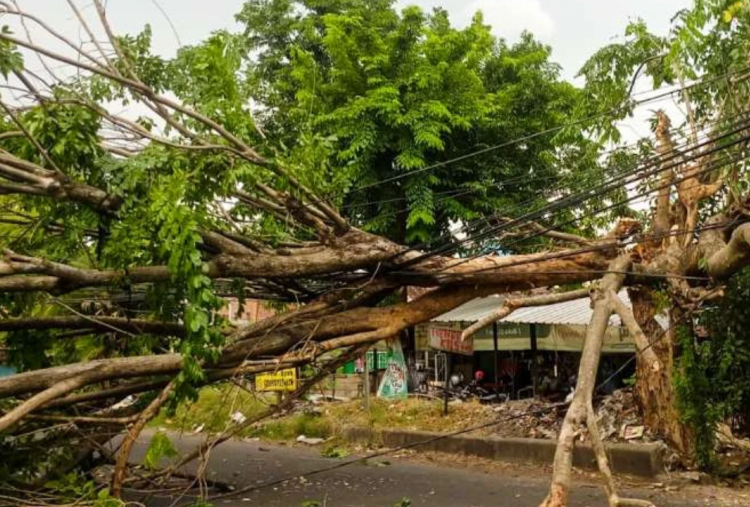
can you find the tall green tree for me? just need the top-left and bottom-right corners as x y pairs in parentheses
(237, 0), (607, 245)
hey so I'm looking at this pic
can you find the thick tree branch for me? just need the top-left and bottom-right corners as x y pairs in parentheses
(0, 370), (101, 432)
(705, 222), (750, 279)
(540, 256), (654, 507)
(607, 291), (662, 372)
(652, 111), (675, 243)
(0, 315), (186, 337)
(110, 379), (176, 497)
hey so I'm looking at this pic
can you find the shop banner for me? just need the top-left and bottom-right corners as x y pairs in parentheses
(428, 327), (474, 355)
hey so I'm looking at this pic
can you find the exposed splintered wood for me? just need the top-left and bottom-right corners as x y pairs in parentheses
(652, 111), (675, 246)
(538, 257), (654, 507)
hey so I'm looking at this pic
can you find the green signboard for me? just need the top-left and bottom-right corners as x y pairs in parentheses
(377, 339), (408, 398)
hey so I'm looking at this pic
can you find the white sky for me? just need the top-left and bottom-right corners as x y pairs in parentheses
(19, 0), (689, 80)
(13, 1), (693, 157)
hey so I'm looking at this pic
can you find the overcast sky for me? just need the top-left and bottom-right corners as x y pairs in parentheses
(16, 0), (694, 146)
(22, 0), (690, 81)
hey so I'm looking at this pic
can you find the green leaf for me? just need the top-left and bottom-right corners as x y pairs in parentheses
(143, 431), (179, 470)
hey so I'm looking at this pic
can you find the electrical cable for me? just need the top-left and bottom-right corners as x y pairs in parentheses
(402, 117), (750, 271)
(382, 106), (750, 268)
(430, 155), (747, 279)
(315, 63), (750, 210)
(199, 288), (709, 502)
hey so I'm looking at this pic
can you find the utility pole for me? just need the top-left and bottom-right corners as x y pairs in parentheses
(363, 350), (370, 412)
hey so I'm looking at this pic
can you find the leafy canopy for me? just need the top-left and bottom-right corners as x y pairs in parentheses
(238, 0), (610, 244)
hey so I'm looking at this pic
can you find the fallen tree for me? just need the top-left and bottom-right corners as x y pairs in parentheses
(1, 2), (750, 506)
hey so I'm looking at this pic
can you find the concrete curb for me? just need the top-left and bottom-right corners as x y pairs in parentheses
(342, 427), (664, 478)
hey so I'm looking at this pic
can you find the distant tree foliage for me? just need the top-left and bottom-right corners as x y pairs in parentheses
(237, 0), (615, 244)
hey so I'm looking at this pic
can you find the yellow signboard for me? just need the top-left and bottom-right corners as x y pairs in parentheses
(255, 368), (298, 392)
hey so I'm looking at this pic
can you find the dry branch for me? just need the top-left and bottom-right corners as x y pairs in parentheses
(539, 256), (654, 507)
(608, 291), (662, 372)
(110, 380), (176, 497)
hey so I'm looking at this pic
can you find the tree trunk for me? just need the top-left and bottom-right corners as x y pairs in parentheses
(628, 287), (692, 457)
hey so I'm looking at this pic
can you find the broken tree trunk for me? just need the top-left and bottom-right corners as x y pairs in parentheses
(628, 287), (692, 457)
(539, 256), (654, 507)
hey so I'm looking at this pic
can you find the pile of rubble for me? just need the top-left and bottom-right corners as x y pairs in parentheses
(488, 388), (657, 443)
(489, 397), (564, 440)
(595, 387), (656, 443)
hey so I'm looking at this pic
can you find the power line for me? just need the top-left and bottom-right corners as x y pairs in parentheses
(308, 119), (748, 299)
(386, 106), (750, 265)
(390, 217), (742, 285)
(334, 64), (750, 198)
(397, 115), (750, 270)
(341, 117), (701, 217)
(200, 285), (710, 503)
(453, 151), (746, 270)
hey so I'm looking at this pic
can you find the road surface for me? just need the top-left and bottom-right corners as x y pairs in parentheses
(126, 432), (743, 507)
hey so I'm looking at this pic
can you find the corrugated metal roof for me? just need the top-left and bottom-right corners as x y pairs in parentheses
(502, 291), (630, 326)
(431, 291), (668, 329)
(432, 296), (506, 323)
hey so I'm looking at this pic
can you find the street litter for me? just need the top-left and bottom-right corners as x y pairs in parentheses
(297, 435), (325, 445)
(231, 411), (247, 424)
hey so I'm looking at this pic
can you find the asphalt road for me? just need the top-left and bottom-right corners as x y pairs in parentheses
(126, 433), (740, 507)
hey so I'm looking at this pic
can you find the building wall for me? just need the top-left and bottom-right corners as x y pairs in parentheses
(219, 298), (278, 325)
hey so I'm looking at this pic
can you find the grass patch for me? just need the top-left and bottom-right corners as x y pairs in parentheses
(250, 412), (333, 441)
(151, 382), (333, 442)
(152, 384), (492, 445)
(151, 383), (271, 434)
(324, 397), (492, 435)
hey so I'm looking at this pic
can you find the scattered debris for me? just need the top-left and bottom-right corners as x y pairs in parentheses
(297, 435), (325, 445)
(622, 425), (645, 440)
(321, 446), (349, 459)
(717, 423), (750, 454)
(489, 388), (661, 444)
(681, 471), (703, 483)
(304, 406), (324, 417)
(308, 394), (350, 403)
(111, 395), (136, 410)
(231, 411), (247, 424)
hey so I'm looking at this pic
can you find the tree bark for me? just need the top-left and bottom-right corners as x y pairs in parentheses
(539, 257), (654, 507)
(628, 287), (692, 456)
